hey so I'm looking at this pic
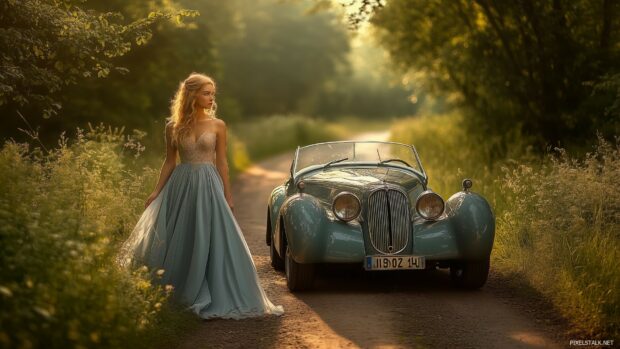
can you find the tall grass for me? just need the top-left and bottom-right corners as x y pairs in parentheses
(499, 138), (620, 337)
(0, 125), (169, 349)
(391, 114), (619, 337)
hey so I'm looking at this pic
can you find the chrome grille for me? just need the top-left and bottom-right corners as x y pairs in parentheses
(367, 188), (410, 254)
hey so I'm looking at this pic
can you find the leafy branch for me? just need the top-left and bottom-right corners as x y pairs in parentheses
(0, 0), (198, 118)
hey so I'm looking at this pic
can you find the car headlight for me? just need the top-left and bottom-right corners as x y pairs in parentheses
(332, 192), (361, 222)
(415, 190), (445, 220)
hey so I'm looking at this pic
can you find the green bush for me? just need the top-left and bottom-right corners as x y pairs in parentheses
(233, 114), (348, 161)
(0, 125), (168, 349)
(226, 130), (251, 179)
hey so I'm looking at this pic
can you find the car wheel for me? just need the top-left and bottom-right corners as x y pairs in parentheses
(267, 213), (284, 271)
(285, 245), (315, 291)
(450, 257), (490, 289)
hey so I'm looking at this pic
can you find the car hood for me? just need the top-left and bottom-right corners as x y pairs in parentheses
(298, 166), (423, 204)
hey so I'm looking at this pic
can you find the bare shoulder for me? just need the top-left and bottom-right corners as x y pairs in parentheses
(215, 118), (227, 132)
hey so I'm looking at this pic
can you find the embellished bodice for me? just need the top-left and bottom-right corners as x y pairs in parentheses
(178, 131), (217, 164)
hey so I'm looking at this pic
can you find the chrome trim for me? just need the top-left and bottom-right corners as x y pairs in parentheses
(366, 186), (410, 255)
(415, 190), (445, 220)
(332, 192), (361, 222)
(291, 146), (300, 178)
(298, 140), (412, 150)
(411, 145), (427, 184)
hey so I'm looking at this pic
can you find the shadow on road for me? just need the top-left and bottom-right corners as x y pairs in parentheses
(310, 265), (455, 293)
(288, 266), (564, 349)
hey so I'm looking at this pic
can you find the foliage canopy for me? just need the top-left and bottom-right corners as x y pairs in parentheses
(0, 0), (196, 118)
(362, 0), (620, 145)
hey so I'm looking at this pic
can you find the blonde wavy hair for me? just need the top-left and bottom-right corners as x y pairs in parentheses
(168, 73), (217, 145)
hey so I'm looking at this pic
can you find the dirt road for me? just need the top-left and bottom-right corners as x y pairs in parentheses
(178, 132), (567, 349)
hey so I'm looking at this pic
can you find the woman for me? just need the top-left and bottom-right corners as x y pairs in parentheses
(120, 73), (284, 319)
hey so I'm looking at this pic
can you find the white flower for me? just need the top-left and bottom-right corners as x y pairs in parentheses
(0, 286), (13, 298)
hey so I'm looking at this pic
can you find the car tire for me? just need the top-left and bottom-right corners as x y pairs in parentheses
(268, 213), (285, 271)
(270, 234), (285, 271)
(450, 257), (490, 289)
(285, 245), (315, 291)
(265, 208), (271, 246)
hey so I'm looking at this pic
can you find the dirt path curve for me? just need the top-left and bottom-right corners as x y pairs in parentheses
(178, 131), (566, 349)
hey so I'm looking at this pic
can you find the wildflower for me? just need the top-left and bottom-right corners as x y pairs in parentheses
(137, 280), (150, 290)
(33, 306), (52, 320)
(0, 286), (12, 297)
(164, 284), (174, 293)
(154, 302), (162, 310)
(156, 269), (165, 277)
(137, 318), (149, 330)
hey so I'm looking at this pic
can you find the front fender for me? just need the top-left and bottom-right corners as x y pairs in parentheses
(278, 193), (366, 263)
(445, 191), (495, 260)
(280, 194), (328, 263)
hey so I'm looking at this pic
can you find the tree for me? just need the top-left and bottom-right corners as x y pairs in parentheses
(54, 0), (234, 136)
(217, 0), (351, 118)
(0, 0), (196, 119)
(356, 0), (620, 145)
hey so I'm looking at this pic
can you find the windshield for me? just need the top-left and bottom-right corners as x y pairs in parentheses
(294, 141), (424, 176)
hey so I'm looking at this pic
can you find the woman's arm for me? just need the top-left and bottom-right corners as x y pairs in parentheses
(145, 123), (178, 208)
(215, 119), (234, 212)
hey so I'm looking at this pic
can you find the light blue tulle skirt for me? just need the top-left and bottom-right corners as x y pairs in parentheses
(121, 163), (284, 319)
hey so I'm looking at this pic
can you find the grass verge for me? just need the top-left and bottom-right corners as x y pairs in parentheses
(391, 114), (619, 338)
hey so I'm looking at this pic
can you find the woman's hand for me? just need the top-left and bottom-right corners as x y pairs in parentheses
(226, 197), (235, 213)
(145, 192), (159, 209)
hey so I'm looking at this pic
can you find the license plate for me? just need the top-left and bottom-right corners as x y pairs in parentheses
(365, 255), (426, 270)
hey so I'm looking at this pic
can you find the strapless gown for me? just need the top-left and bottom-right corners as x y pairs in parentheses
(120, 131), (284, 319)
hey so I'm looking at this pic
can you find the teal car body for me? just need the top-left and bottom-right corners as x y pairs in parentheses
(266, 141), (495, 291)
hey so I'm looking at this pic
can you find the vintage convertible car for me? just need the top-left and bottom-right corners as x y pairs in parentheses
(266, 141), (495, 291)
